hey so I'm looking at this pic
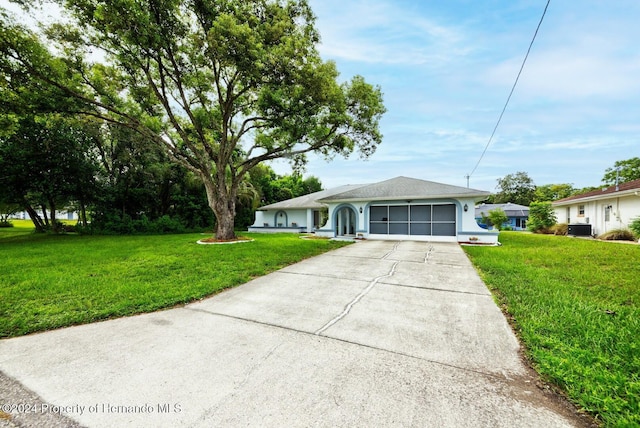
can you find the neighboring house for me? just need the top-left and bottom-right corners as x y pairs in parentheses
(250, 176), (498, 244)
(11, 210), (78, 221)
(552, 178), (640, 236)
(475, 203), (529, 231)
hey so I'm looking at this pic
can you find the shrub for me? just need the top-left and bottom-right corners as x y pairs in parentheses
(0, 220), (14, 228)
(87, 212), (193, 235)
(535, 227), (555, 235)
(597, 228), (636, 241)
(49, 220), (77, 233)
(488, 208), (509, 231)
(479, 209), (509, 230)
(630, 217), (640, 237)
(153, 215), (186, 234)
(552, 223), (568, 236)
(528, 201), (557, 233)
(479, 213), (492, 228)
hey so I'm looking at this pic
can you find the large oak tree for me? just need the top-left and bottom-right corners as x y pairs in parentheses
(0, 0), (386, 240)
(492, 171), (536, 206)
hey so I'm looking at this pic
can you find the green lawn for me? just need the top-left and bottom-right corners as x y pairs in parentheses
(0, 223), (350, 338)
(463, 232), (640, 427)
(4, 224), (639, 425)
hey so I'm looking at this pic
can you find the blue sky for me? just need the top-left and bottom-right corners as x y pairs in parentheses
(4, 0), (639, 193)
(270, 0), (640, 192)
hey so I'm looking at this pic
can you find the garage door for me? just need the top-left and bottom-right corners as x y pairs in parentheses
(369, 204), (456, 236)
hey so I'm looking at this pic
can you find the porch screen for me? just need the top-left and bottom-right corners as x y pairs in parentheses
(369, 204), (456, 236)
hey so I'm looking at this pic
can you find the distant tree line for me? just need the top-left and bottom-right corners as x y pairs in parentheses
(485, 158), (640, 207)
(0, 115), (322, 233)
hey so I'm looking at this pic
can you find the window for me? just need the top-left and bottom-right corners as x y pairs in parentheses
(410, 205), (431, 235)
(604, 206), (611, 222)
(369, 206), (388, 234)
(578, 205), (585, 217)
(370, 206), (387, 221)
(389, 206), (408, 221)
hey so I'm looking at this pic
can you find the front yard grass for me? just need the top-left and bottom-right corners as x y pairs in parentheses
(0, 226), (350, 338)
(463, 232), (639, 427)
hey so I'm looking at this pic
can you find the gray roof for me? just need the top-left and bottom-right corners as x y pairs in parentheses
(475, 203), (529, 217)
(258, 184), (368, 210)
(318, 176), (490, 203)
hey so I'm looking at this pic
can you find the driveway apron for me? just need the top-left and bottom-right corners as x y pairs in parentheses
(0, 240), (585, 427)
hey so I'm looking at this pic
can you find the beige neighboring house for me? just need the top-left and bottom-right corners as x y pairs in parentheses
(552, 178), (640, 236)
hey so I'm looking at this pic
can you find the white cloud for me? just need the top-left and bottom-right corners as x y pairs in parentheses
(309, 0), (468, 66)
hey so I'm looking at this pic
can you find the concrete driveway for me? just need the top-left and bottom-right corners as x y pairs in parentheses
(0, 240), (586, 427)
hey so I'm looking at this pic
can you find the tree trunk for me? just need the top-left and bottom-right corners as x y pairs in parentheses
(24, 203), (46, 233)
(214, 204), (236, 240)
(202, 173), (238, 241)
(80, 200), (88, 227)
(40, 204), (50, 228)
(49, 199), (58, 232)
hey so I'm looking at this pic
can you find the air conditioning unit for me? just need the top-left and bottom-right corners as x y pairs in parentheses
(568, 224), (592, 236)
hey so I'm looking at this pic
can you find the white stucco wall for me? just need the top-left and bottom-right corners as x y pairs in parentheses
(554, 193), (640, 236)
(250, 210), (305, 227)
(249, 209), (318, 232)
(251, 211), (268, 227)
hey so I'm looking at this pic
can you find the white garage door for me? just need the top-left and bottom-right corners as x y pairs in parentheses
(369, 204), (456, 236)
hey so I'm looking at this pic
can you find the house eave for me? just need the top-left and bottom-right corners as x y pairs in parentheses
(320, 193), (490, 204)
(257, 203), (327, 211)
(552, 189), (639, 206)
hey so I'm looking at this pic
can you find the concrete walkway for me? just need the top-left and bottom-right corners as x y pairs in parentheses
(1, 241), (586, 427)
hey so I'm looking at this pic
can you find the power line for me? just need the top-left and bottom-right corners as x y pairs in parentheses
(466, 0), (551, 186)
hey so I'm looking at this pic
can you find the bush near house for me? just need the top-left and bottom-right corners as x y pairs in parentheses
(464, 232), (640, 427)
(488, 208), (509, 231)
(527, 201), (557, 233)
(551, 223), (568, 235)
(630, 217), (640, 237)
(597, 228), (636, 241)
(479, 208), (509, 230)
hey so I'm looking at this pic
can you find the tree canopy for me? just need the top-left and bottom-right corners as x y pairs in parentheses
(527, 201), (557, 233)
(602, 157), (640, 186)
(533, 183), (575, 202)
(492, 171), (536, 206)
(0, 0), (386, 239)
(0, 114), (99, 232)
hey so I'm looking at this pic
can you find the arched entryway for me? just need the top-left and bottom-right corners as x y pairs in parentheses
(274, 210), (288, 227)
(335, 206), (357, 237)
